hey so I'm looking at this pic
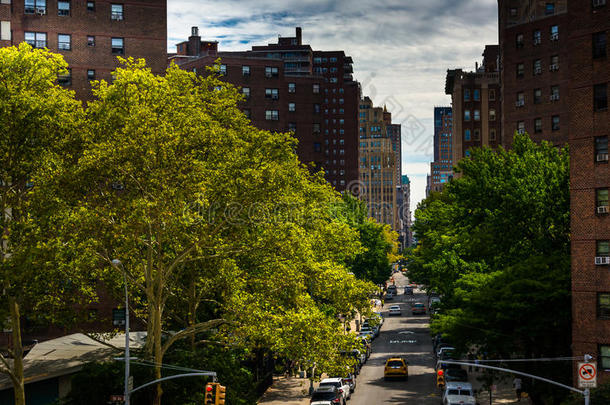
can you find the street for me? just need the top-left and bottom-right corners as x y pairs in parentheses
(350, 272), (440, 405)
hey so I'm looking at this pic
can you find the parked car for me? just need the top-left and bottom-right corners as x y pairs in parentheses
(355, 336), (371, 359)
(385, 291), (394, 300)
(361, 321), (380, 337)
(388, 305), (401, 316)
(387, 285), (397, 295)
(319, 377), (351, 400)
(384, 357), (409, 380)
(404, 286), (414, 295)
(411, 302), (426, 315)
(336, 373), (357, 393)
(310, 386), (344, 405)
(442, 382), (475, 405)
(371, 312), (384, 327)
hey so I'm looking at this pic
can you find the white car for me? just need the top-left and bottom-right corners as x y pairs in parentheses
(437, 346), (456, 358)
(442, 382), (475, 405)
(319, 377), (351, 400)
(388, 305), (401, 316)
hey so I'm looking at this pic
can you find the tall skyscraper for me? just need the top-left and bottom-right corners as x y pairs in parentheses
(429, 107), (453, 192)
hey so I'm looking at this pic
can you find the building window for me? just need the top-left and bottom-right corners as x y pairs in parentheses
(545, 2), (555, 14)
(597, 189), (609, 212)
(243, 109), (251, 119)
(474, 109), (480, 121)
(509, 7), (517, 16)
(25, 31), (47, 48)
(598, 241), (610, 258)
(87, 35), (95, 47)
(288, 83), (296, 93)
(313, 123), (321, 134)
(489, 89), (496, 101)
(57, 68), (71, 86)
(600, 346), (610, 370)
(219, 64), (226, 75)
(516, 33), (524, 48)
(490, 129), (497, 141)
(464, 89), (470, 101)
(313, 84), (320, 93)
(596, 136), (608, 161)
(87, 69), (95, 80)
(534, 88), (542, 104)
(533, 59), (542, 75)
(550, 55), (559, 71)
(242, 87), (250, 99)
(265, 110), (279, 121)
(473, 89), (480, 101)
(265, 88), (279, 100)
(288, 102), (296, 112)
(314, 104), (320, 113)
(58, 34), (71, 50)
(517, 63), (524, 78)
(551, 85), (560, 101)
(598, 293), (610, 319)
(58, 0), (70, 16)
(265, 66), (279, 78)
(593, 32), (607, 59)
(516, 91), (525, 106)
(517, 121), (525, 134)
(111, 37), (124, 55)
(111, 4), (123, 20)
(594, 83), (608, 111)
(489, 109), (496, 121)
(464, 110), (471, 121)
(533, 30), (541, 45)
(534, 118), (542, 133)
(242, 65), (250, 76)
(464, 129), (471, 141)
(288, 122), (296, 133)
(552, 115), (560, 131)
(87, 1), (95, 11)
(473, 129), (480, 141)
(314, 142), (321, 152)
(25, 0), (46, 14)
(550, 25), (559, 41)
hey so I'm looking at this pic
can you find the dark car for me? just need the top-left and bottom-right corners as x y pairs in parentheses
(404, 286), (414, 295)
(411, 302), (426, 315)
(310, 386), (344, 405)
(445, 368), (468, 383)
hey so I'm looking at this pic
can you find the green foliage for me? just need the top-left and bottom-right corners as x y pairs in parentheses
(410, 134), (571, 401)
(562, 381), (610, 405)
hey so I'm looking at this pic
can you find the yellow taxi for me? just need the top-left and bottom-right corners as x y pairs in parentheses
(384, 357), (408, 380)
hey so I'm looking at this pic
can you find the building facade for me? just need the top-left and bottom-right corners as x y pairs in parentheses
(399, 175), (413, 248)
(0, 0), (167, 100)
(429, 107), (453, 192)
(445, 47), (502, 166)
(358, 96), (399, 230)
(498, 0), (570, 148)
(567, 0), (610, 384)
(171, 27), (359, 192)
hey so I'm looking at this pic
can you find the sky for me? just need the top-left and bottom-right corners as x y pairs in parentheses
(167, 0), (499, 210)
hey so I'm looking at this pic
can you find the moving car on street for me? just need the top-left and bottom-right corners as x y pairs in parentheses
(411, 302), (426, 315)
(310, 386), (344, 405)
(383, 357), (409, 380)
(442, 382), (475, 405)
(319, 377), (351, 400)
(388, 305), (401, 316)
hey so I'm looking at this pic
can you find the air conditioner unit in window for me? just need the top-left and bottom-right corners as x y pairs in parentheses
(515, 100), (525, 107)
(271, 94), (278, 100)
(597, 153), (609, 162)
(550, 94), (560, 101)
(593, 0), (606, 7)
(265, 73), (272, 78)
(549, 64), (559, 71)
(595, 256), (610, 265)
(550, 33), (559, 41)
(534, 68), (542, 75)
(517, 129), (525, 134)
(533, 39), (541, 45)
(597, 206), (609, 214)
(35, 7), (46, 15)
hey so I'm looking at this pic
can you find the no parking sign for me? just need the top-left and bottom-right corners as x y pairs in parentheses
(577, 362), (597, 388)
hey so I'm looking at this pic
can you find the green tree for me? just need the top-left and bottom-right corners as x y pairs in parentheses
(410, 134), (571, 402)
(0, 43), (85, 405)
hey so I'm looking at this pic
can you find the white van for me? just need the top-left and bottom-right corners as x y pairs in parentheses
(442, 382), (475, 405)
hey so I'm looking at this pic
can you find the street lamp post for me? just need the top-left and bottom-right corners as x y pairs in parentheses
(112, 259), (130, 405)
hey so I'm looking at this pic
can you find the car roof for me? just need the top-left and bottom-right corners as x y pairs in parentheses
(389, 305), (400, 309)
(413, 302), (424, 306)
(386, 357), (405, 362)
(320, 377), (343, 383)
(445, 382), (473, 389)
(314, 386), (337, 392)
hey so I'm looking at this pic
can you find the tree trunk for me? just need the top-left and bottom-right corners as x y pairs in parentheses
(152, 285), (164, 405)
(9, 297), (25, 405)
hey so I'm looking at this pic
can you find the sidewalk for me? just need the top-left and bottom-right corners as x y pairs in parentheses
(257, 376), (318, 405)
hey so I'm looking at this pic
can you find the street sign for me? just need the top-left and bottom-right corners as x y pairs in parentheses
(113, 308), (126, 326)
(109, 394), (124, 402)
(578, 362), (597, 388)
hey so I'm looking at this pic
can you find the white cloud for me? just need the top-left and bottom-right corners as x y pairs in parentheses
(167, 0), (498, 208)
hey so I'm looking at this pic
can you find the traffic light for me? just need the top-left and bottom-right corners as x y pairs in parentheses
(215, 384), (226, 405)
(205, 383), (217, 404)
(436, 369), (445, 388)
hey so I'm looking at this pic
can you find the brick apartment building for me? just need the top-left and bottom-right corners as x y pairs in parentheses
(498, 0), (569, 147)
(358, 96), (400, 230)
(566, 0), (610, 383)
(445, 46), (502, 167)
(429, 106), (453, 193)
(170, 27), (359, 192)
(0, 0), (167, 100)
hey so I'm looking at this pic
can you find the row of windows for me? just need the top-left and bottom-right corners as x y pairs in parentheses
(464, 129), (498, 142)
(463, 88), (495, 101)
(516, 116), (560, 133)
(25, 1), (124, 19)
(516, 55), (559, 78)
(464, 109), (496, 121)
(515, 84), (607, 111)
(515, 86), (560, 106)
(25, 32), (124, 54)
(514, 25), (560, 48)
(313, 56), (339, 64)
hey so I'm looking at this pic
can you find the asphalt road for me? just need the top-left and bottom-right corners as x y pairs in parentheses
(350, 272), (441, 405)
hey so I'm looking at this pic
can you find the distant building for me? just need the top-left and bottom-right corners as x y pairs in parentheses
(429, 107), (453, 193)
(0, 0), (167, 100)
(358, 96), (399, 230)
(399, 175), (413, 248)
(170, 27), (359, 192)
(445, 46), (501, 166)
